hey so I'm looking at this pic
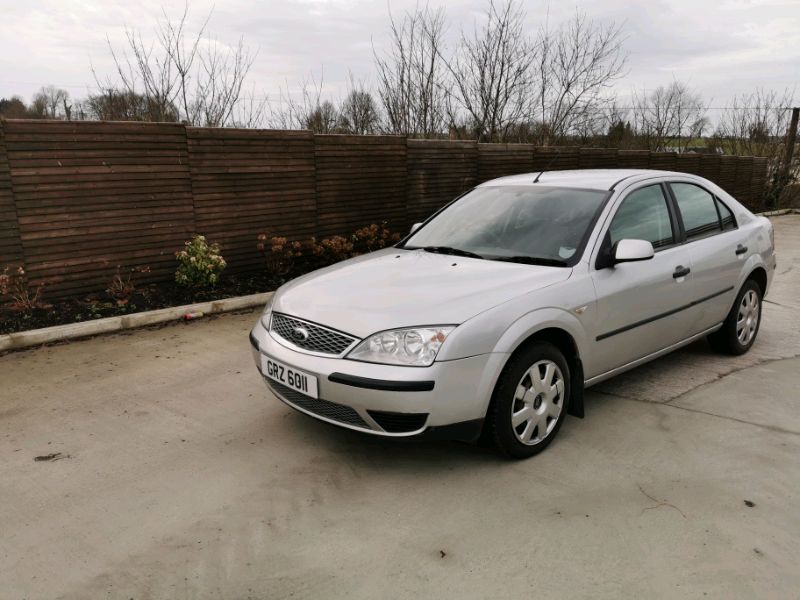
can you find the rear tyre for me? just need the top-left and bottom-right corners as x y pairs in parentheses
(708, 279), (762, 355)
(488, 341), (570, 459)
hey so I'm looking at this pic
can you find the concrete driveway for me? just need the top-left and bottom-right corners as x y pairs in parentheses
(2, 215), (799, 600)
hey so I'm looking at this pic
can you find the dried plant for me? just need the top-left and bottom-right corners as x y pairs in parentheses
(310, 235), (355, 265)
(257, 234), (304, 276)
(351, 222), (401, 255)
(107, 265), (151, 306)
(1, 267), (49, 312)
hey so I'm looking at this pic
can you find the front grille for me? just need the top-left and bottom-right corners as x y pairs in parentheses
(267, 379), (369, 428)
(367, 410), (429, 433)
(270, 313), (357, 355)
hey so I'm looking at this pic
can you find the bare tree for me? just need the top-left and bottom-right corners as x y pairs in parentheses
(100, 25), (178, 122)
(373, 5), (447, 137)
(714, 88), (797, 207)
(632, 80), (707, 152)
(232, 87), (268, 128)
(81, 89), (180, 122)
(600, 102), (637, 148)
(531, 11), (626, 145)
(159, 4), (210, 123)
(715, 89), (795, 156)
(0, 96), (30, 119)
(99, 3), (260, 126)
(304, 100), (340, 133)
(29, 86), (72, 119)
(338, 74), (379, 135)
(442, 0), (533, 142)
(191, 37), (257, 127)
(267, 70), (332, 131)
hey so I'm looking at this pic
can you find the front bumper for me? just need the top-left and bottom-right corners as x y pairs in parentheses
(250, 316), (506, 439)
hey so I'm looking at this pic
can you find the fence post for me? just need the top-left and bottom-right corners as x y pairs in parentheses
(780, 107), (799, 183)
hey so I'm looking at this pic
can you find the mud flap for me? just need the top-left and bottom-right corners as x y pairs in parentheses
(568, 358), (585, 418)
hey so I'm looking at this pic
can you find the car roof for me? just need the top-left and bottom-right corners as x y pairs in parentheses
(477, 169), (690, 191)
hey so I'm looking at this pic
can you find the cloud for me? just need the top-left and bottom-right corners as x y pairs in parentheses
(0, 0), (796, 110)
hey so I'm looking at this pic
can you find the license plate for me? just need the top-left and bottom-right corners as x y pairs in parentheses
(262, 355), (319, 399)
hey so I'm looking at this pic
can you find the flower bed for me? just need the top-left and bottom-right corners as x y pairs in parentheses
(0, 223), (401, 335)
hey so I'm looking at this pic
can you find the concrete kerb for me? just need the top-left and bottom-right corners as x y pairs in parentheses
(0, 292), (273, 352)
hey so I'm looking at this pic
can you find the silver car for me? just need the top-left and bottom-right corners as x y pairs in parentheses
(249, 169), (776, 458)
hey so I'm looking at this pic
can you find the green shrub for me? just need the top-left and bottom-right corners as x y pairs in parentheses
(175, 235), (227, 288)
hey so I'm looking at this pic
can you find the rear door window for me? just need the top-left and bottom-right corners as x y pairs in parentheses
(670, 183), (722, 241)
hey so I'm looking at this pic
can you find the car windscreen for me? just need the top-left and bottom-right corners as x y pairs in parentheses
(402, 185), (608, 265)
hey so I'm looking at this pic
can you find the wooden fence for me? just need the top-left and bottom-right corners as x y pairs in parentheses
(0, 119), (769, 299)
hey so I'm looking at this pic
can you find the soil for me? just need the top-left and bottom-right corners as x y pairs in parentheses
(0, 271), (285, 335)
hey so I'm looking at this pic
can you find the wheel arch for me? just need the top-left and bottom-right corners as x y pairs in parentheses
(491, 313), (588, 419)
(745, 266), (768, 296)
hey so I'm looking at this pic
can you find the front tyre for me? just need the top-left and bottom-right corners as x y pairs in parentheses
(708, 279), (763, 355)
(488, 341), (570, 459)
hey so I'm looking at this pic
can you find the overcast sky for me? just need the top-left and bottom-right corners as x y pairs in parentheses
(0, 0), (797, 114)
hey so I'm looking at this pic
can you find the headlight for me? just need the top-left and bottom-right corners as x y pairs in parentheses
(263, 295), (274, 315)
(347, 326), (455, 367)
(262, 296), (275, 327)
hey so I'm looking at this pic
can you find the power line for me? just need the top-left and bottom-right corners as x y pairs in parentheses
(0, 82), (795, 111)
(607, 106), (796, 111)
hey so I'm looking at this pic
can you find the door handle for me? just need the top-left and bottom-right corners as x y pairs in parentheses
(735, 244), (748, 255)
(673, 265), (691, 279)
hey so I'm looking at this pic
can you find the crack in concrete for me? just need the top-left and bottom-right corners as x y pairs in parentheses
(591, 388), (800, 438)
(594, 353), (800, 407)
(663, 353), (800, 407)
(764, 298), (798, 309)
(637, 484), (687, 519)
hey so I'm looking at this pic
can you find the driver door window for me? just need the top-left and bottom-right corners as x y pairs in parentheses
(609, 185), (675, 249)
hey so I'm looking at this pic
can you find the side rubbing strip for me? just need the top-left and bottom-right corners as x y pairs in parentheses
(596, 287), (734, 341)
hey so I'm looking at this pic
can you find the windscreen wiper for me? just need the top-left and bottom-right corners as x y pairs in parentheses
(420, 246), (484, 259)
(490, 255), (568, 267)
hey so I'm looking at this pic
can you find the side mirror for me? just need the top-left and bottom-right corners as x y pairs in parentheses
(613, 239), (654, 264)
(410, 222), (423, 234)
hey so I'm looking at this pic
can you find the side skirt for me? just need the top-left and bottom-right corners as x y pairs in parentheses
(583, 323), (723, 388)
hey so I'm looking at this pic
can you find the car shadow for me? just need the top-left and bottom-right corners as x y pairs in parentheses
(280, 409), (506, 469)
(266, 337), (726, 469)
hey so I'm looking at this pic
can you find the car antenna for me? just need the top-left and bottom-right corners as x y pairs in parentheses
(533, 151), (561, 183)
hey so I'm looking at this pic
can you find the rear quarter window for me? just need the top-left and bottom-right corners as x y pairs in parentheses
(716, 198), (737, 231)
